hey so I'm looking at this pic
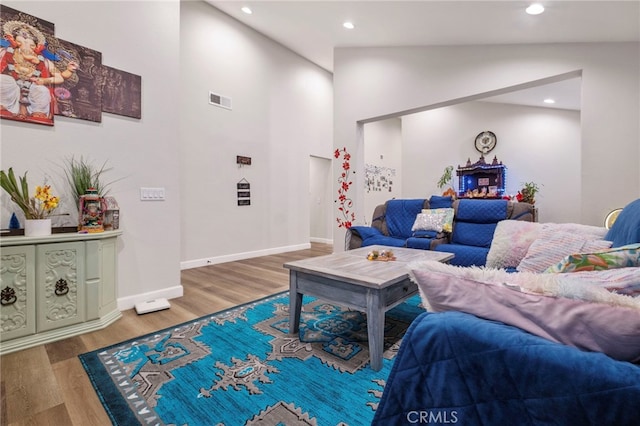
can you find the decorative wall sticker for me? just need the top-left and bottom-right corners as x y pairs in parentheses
(335, 147), (355, 229)
(365, 164), (395, 193)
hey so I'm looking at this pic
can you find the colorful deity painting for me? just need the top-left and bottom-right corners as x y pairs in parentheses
(0, 5), (141, 126)
(0, 6), (59, 125)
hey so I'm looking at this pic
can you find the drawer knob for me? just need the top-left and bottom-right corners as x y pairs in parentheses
(0, 286), (17, 306)
(55, 278), (70, 296)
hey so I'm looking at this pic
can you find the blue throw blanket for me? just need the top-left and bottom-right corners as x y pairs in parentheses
(385, 199), (426, 238)
(374, 311), (640, 425)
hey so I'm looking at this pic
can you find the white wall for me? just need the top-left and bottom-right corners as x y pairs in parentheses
(401, 101), (581, 223)
(179, 2), (333, 267)
(333, 43), (639, 250)
(0, 1), (182, 309)
(1, 1), (333, 309)
(363, 118), (402, 222)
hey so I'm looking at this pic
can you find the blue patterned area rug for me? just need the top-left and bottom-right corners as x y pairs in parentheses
(79, 292), (424, 425)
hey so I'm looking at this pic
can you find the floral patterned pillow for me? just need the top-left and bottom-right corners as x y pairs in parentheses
(544, 243), (640, 274)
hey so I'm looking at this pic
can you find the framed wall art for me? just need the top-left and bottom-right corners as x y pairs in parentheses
(0, 5), (58, 126)
(50, 38), (103, 122)
(101, 65), (142, 119)
(1, 5), (143, 127)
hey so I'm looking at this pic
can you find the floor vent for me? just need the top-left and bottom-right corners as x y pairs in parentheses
(209, 91), (232, 110)
(135, 298), (171, 315)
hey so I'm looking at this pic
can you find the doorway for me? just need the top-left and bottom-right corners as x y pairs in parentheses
(309, 156), (333, 244)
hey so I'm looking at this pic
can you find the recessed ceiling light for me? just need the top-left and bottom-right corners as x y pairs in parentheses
(543, 98), (555, 104)
(241, 6), (252, 15)
(343, 21), (355, 30)
(526, 3), (545, 15)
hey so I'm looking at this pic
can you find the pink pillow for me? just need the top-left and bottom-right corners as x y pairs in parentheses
(517, 230), (612, 273)
(486, 220), (541, 269)
(410, 262), (640, 362)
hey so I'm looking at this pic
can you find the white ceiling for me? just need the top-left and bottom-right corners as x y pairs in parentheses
(480, 77), (582, 111)
(207, 1), (640, 111)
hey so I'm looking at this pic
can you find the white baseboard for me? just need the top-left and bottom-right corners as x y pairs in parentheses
(118, 243), (324, 311)
(180, 243), (312, 270)
(117, 285), (184, 311)
(310, 237), (333, 244)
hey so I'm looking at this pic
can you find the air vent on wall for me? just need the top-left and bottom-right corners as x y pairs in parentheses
(209, 91), (232, 110)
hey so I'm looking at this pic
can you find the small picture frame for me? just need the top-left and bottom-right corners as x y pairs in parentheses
(237, 156), (252, 166)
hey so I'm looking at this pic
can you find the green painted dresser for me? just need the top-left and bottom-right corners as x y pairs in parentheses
(0, 230), (122, 354)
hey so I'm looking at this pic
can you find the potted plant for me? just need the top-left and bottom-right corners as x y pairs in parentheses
(518, 181), (540, 204)
(0, 168), (60, 236)
(437, 165), (456, 198)
(63, 156), (117, 206)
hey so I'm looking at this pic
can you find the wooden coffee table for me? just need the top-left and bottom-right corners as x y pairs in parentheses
(284, 245), (453, 371)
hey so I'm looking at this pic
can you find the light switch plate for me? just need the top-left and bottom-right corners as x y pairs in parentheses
(140, 187), (165, 201)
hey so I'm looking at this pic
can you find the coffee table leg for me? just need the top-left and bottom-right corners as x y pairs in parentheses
(289, 270), (302, 334)
(366, 291), (385, 371)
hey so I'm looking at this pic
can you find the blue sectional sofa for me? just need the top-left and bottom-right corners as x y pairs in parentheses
(346, 196), (452, 251)
(347, 197), (535, 266)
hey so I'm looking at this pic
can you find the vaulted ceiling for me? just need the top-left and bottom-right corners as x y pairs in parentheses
(207, 1), (640, 111)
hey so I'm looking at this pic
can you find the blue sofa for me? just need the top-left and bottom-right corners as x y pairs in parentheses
(347, 197), (535, 266)
(346, 196), (452, 251)
(373, 198), (640, 425)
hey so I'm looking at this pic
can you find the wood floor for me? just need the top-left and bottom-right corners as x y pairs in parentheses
(0, 243), (332, 426)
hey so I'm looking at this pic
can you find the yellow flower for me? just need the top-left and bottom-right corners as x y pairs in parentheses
(44, 196), (59, 210)
(30, 185), (59, 217)
(35, 185), (52, 201)
(1, 169), (60, 219)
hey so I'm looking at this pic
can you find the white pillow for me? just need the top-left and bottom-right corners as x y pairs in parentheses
(411, 208), (454, 233)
